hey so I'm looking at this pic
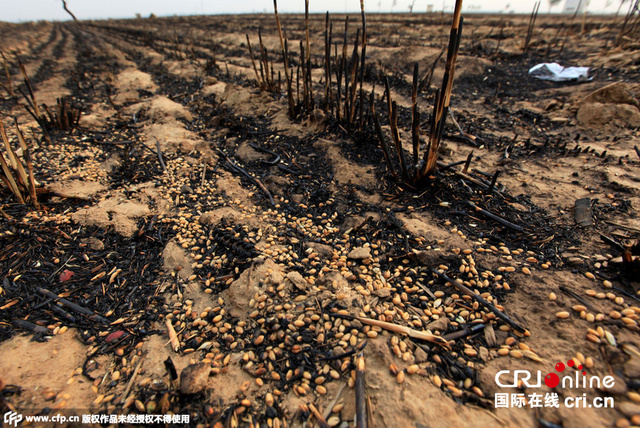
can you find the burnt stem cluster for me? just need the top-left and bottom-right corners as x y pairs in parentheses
(0, 120), (39, 208)
(246, 0), (464, 189)
(246, 32), (282, 94)
(0, 52), (14, 98)
(617, 0), (640, 47)
(18, 61), (81, 143)
(325, 2), (368, 129)
(372, 0), (464, 187)
(523, 1), (540, 53)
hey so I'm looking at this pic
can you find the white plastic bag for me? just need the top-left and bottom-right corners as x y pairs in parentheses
(528, 63), (591, 82)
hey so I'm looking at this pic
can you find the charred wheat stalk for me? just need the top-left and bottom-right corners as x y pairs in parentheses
(418, 48), (444, 93)
(304, 0), (314, 112)
(369, 89), (395, 177)
(617, 0), (640, 46)
(14, 122), (38, 208)
(18, 61), (51, 144)
(348, 29), (361, 124)
(0, 120), (38, 207)
(418, 0), (463, 180)
(523, 1), (541, 53)
(0, 52), (14, 98)
(258, 30), (276, 92)
(335, 17), (349, 122)
(384, 75), (409, 182)
(358, 0), (367, 128)
(273, 0), (295, 118)
(246, 34), (264, 90)
(355, 352), (368, 428)
(43, 98), (81, 131)
(324, 13), (333, 113)
(411, 63), (420, 165)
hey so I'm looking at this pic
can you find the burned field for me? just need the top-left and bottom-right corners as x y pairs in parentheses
(1, 6), (640, 428)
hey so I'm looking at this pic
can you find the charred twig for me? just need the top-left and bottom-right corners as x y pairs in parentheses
(332, 313), (449, 347)
(462, 151), (474, 174)
(216, 149), (275, 206)
(431, 269), (528, 333)
(154, 138), (167, 172)
(448, 110), (479, 147)
(322, 384), (346, 420)
(119, 354), (145, 404)
(349, 215), (374, 235)
(467, 201), (523, 232)
(248, 143), (281, 165)
(61, 0), (78, 21)
(34, 286), (110, 325)
(442, 323), (485, 341)
(12, 319), (50, 334)
(559, 286), (596, 311)
(487, 170), (501, 193)
(319, 340), (368, 361)
(308, 403), (330, 428)
(355, 352), (367, 428)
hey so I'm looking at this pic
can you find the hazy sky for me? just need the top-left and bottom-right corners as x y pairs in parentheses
(3, 0), (624, 23)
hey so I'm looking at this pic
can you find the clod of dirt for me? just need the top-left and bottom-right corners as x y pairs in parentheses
(426, 317), (450, 334)
(624, 355), (640, 378)
(264, 175), (290, 196)
(577, 82), (640, 128)
(235, 142), (268, 163)
(302, 109), (326, 133)
(347, 246), (371, 260)
(619, 402), (640, 418)
(318, 270), (349, 290)
(80, 237), (105, 250)
(50, 180), (106, 199)
(179, 363), (211, 394)
(373, 287), (391, 298)
(71, 198), (150, 237)
(305, 242), (334, 259)
(128, 95), (193, 123)
(116, 68), (157, 102)
(285, 271), (308, 290)
(581, 82), (639, 107)
(221, 259), (284, 318)
(198, 207), (243, 225)
(162, 240), (194, 280)
(414, 346), (428, 363)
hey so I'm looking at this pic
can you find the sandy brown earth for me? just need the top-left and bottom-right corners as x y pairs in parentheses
(0, 11), (639, 428)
